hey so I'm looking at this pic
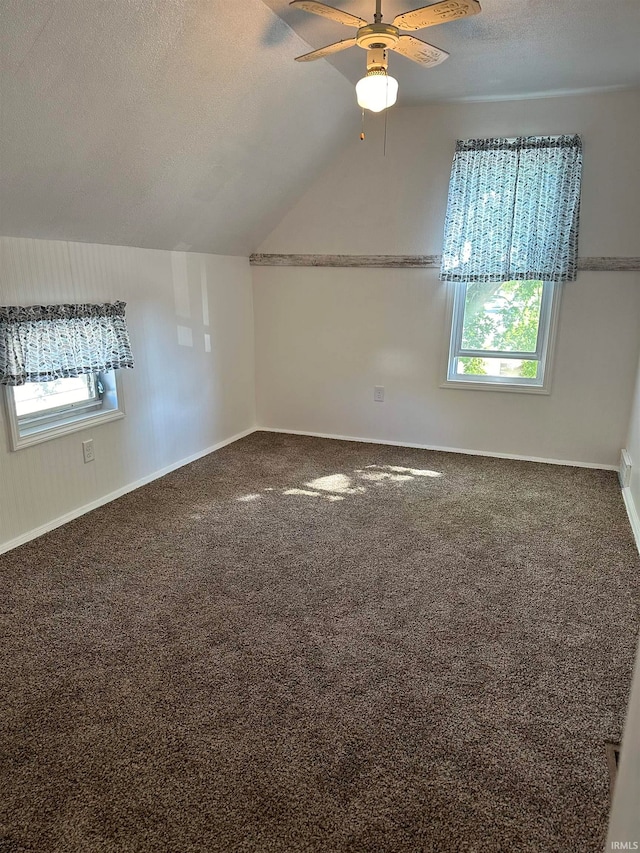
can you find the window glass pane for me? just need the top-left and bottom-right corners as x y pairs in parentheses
(461, 280), (544, 353)
(457, 356), (539, 379)
(13, 375), (96, 417)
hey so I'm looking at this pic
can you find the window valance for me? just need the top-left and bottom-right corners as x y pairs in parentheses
(0, 301), (134, 386)
(440, 134), (583, 283)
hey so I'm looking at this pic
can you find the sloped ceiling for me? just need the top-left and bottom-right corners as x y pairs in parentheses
(2, 1), (638, 256)
(0, 0), (356, 255)
(264, 0), (640, 103)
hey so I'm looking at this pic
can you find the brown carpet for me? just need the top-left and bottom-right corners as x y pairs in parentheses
(1, 431), (639, 853)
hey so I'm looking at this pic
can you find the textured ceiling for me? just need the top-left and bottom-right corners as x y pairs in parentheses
(263, 0), (640, 103)
(0, 0), (355, 255)
(1, 1), (638, 256)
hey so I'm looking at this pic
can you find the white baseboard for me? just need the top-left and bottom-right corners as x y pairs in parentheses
(257, 427), (618, 471)
(0, 427), (257, 555)
(4, 424), (625, 556)
(622, 487), (640, 553)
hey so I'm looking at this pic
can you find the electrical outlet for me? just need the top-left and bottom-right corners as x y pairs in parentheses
(374, 386), (385, 402)
(82, 439), (95, 463)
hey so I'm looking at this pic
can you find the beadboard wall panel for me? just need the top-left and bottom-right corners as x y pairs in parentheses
(0, 237), (256, 549)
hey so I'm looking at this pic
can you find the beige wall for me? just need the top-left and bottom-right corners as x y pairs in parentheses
(0, 237), (256, 550)
(253, 90), (640, 466)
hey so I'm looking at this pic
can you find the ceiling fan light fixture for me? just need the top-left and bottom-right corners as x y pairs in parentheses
(356, 69), (398, 113)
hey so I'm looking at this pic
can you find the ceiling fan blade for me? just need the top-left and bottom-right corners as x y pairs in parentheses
(390, 35), (449, 66)
(289, 0), (368, 29)
(294, 37), (358, 61)
(393, 0), (481, 31)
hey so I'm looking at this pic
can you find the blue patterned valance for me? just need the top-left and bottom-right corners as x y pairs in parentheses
(0, 301), (134, 386)
(440, 135), (582, 283)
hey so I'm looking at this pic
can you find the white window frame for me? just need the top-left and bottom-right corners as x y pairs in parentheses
(4, 370), (125, 450)
(442, 280), (562, 394)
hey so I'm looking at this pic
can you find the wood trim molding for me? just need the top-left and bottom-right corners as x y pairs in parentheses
(250, 254), (441, 268)
(577, 257), (640, 272)
(250, 253), (640, 272)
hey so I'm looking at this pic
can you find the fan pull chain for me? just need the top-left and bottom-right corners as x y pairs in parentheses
(360, 109), (366, 141)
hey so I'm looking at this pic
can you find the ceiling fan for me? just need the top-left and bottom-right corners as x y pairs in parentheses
(290, 0), (481, 111)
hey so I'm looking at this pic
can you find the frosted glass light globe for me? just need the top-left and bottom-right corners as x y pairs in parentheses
(356, 71), (398, 113)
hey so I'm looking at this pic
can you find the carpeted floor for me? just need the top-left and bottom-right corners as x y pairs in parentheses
(1, 431), (639, 852)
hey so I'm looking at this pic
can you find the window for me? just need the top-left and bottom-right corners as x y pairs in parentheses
(1, 300), (133, 450)
(4, 370), (124, 450)
(439, 135), (582, 393)
(14, 374), (101, 421)
(445, 279), (560, 391)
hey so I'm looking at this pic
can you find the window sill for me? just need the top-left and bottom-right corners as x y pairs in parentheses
(440, 378), (551, 395)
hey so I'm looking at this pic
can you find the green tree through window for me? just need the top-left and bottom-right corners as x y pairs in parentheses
(458, 280), (543, 378)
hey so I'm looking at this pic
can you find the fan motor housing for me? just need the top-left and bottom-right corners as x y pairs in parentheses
(364, 47), (390, 71)
(356, 23), (400, 49)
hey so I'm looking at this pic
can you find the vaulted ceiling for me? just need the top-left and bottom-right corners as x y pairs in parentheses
(1, 0), (639, 255)
(0, 0), (355, 255)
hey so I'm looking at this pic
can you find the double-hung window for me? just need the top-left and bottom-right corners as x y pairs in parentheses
(447, 278), (559, 389)
(1, 301), (133, 449)
(440, 135), (582, 393)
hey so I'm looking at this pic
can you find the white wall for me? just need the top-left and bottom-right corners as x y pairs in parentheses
(607, 628), (640, 848)
(0, 236), (256, 550)
(253, 90), (640, 467)
(624, 350), (640, 535)
(607, 346), (640, 846)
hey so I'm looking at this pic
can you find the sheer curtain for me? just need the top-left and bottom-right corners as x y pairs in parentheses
(440, 135), (583, 283)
